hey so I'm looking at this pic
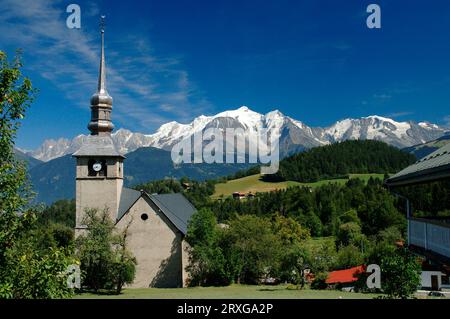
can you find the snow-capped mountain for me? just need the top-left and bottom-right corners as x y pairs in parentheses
(26, 106), (447, 162)
(321, 115), (445, 149)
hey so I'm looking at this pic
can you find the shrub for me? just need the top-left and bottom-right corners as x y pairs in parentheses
(311, 272), (328, 290)
(380, 248), (421, 299)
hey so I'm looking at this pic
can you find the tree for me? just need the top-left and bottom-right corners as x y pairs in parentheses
(378, 226), (402, 245)
(76, 208), (136, 293)
(380, 248), (421, 299)
(271, 215), (310, 287)
(0, 50), (36, 267)
(48, 223), (74, 248)
(185, 208), (232, 286)
(336, 222), (362, 247)
(186, 208), (218, 247)
(339, 209), (360, 225)
(37, 199), (76, 228)
(297, 210), (323, 237)
(271, 214), (310, 245)
(226, 215), (281, 284)
(278, 245), (310, 288)
(367, 241), (397, 274)
(308, 238), (337, 274)
(335, 244), (365, 269)
(0, 50), (76, 299)
(110, 225), (137, 294)
(1, 228), (76, 299)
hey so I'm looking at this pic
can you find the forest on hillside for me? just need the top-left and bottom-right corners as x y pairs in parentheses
(266, 140), (416, 183)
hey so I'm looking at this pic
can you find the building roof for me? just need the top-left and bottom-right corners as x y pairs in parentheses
(149, 193), (197, 235)
(117, 187), (142, 220)
(116, 190), (196, 235)
(326, 266), (365, 284)
(385, 142), (450, 187)
(72, 135), (124, 158)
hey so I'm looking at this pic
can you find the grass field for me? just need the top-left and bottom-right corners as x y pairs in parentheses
(74, 284), (380, 299)
(212, 173), (385, 198)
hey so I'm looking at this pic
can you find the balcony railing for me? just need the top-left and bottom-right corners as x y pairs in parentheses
(409, 218), (450, 259)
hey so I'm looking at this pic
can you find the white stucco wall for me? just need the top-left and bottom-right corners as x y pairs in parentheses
(421, 271), (443, 290)
(116, 196), (184, 288)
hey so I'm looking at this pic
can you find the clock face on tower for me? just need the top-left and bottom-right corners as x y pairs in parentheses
(92, 161), (102, 172)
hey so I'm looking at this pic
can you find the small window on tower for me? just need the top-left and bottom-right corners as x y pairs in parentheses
(141, 213), (149, 221)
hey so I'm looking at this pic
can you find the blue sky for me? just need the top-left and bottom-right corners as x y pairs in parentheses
(1, 0), (450, 149)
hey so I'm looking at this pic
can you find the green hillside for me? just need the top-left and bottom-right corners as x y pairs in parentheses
(212, 173), (385, 198)
(269, 140), (415, 183)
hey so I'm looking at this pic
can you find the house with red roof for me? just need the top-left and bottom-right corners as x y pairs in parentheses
(326, 265), (366, 287)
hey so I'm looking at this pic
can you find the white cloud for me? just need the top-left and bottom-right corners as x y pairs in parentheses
(0, 0), (213, 132)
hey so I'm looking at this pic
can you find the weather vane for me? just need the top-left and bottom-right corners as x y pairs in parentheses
(100, 15), (106, 33)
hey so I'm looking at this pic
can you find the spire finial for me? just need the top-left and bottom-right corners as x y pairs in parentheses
(100, 15), (106, 33)
(88, 15), (114, 136)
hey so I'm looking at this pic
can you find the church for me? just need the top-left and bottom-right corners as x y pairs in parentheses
(72, 23), (195, 288)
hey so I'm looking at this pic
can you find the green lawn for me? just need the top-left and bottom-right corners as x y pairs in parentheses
(74, 284), (380, 299)
(212, 173), (385, 198)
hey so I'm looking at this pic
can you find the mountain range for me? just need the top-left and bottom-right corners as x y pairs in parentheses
(17, 106), (449, 204)
(22, 106), (448, 162)
(404, 133), (450, 159)
(14, 148), (42, 169)
(27, 147), (253, 205)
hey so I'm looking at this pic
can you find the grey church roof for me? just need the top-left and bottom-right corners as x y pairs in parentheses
(148, 193), (197, 235)
(117, 188), (142, 220)
(385, 142), (450, 187)
(72, 135), (124, 158)
(116, 189), (196, 235)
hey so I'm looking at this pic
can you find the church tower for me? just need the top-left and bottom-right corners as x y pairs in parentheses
(73, 17), (124, 236)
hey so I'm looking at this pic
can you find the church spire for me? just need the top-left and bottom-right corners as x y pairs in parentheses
(98, 16), (107, 95)
(88, 15), (114, 136)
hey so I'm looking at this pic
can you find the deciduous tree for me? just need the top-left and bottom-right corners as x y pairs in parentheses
(76, 208), (136, 294)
